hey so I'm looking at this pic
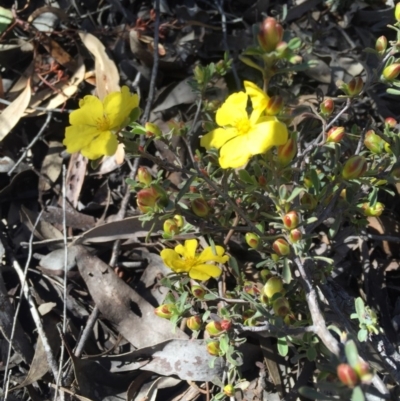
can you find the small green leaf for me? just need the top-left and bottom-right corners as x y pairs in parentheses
(286, 187), (304, 202)
(386, 88), (400, 96)
(351, 386), (365, 401)
(282, 258), (292, 283)
(287, 37), (302, 50)
(0, 7), (13, 34)
(238, 169), (255, 185)
(357, 329), (368, 342)
(355, 297), (365, 318)
(306, 346), (317, 361)
(229, 256), (241, 282)
(239, 56), (264, 73)
(277, 337), (289, 357)
(345, 340), (359, 367)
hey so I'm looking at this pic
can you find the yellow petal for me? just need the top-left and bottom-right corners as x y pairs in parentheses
(246, 120), (288, 155)
(216, 92), (248, 126)
(200, 127), (238, 150)
(103, 86), (139, 129)
(63, 125), (99, 154)
(198, 246), (229, 264)
(80, 130), (118, 160)
(175, 239), (198, 258)
(218, 136), (252, 168)
(189, 264), (222, 281)
(160, 249), (189, 273)
(70, 95), (103, 126)
(244, 81), (269, 109)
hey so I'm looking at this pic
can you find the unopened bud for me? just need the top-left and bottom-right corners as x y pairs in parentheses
(145, 122), (162, 138)
(327, 126), (345, 143)
(137, 167), (153, 186)
(223, 384), (235, 397)
(194, 65), (204, 85)
(383, 63), (400, 80)
(243, 281), (260, 295)
(266, 96), (284, 116)
(191, 285), (206, 299)
(258, 175), (267, 186)
(362, 202), (384, 217)
(245, 232), (260, 249)
(353, 360), (373, 383)
(163, 219), (180, 235)
(289, 55), (302, 64)
(154, 304), (177, 319)
(395, 2), (400, 22)
(275, 41), (288, 57)
(272, 238), (290, 256)
(342, 156), (367, 180)
(258, 17), (284, 52)
(347, 77), (364, 96)
(290, 228), (302, 243)
(187, 315), (202, 331)
(220, 319), (232, 331)
(137, 184), (168, 213)
(206, 341), (220, 356)
(243, 309), (256, 320)
(191, 198), (210, 217)
(300, 192), (318, 210)
(364, 130), (387, 154)
(260, 269), (273, 283)
(375, 36), (387, 54)
(277, 135), (297, 167)
(337, 364), (359, 388)
(206, 321), (224, 336)
(264, 276), (284, 298)
(173, 214), (184, 228)
(283, 211), (299, 230)
(385, 117), (397, 128)
(320, 98), (334, 117)
(272, 296), (291, 317)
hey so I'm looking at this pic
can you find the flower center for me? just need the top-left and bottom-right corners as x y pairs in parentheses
(236, 118), (251, 135)
(184, 257), (197, 268)
(95, 115), (111, 131)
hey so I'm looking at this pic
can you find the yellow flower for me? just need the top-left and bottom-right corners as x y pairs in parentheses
(200, 86), (288, 168)
(63, 86), (139, 160)
(160, 239), (229, 281)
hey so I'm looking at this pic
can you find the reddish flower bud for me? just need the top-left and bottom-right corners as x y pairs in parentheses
(362, 202), (384, 217)
(137, 167), (153, 186)
(342, 156), (367, 180)
(272, 296), (291, 317)
(187, 315), (202, 331)
(206, 321), (224, 336)
(283, 211), (299, 230)
(364, 130), (387, 154)
(266, 96), (284, 116)
(385, 117), (397, 128)
(258, 175), (267, 186)
(327, 126), (345, 143)
(223, 384), (235, 397)
(275, 41), (288, 57)
(289, 228), (302, 243)
(272, 238), (290, 256)
(353, 360), (373, 383)
(137, 184), (169, 213)
(277, 136), (297, 167)
(243, 281), (260, 295)
(320, 98), (334, 117)
(264, 276), (284, 298)
(191, 198), (210, 217)
(245, 232), (260, 249)
(191, 285), (206, 299)
(337, 364), (359, 388)
(220, 319), (232, 331)
(396, 2), (400, 22)
(145, 122), (162, 138)
(154, 304), (177, 319)
(383, 63), (400, 80)
(347, 77), (364, 96)
(375, 36), (387, 54)
(206, 341), (220, 356)
(258, 17), (284, 52)
(163, 219), (180, 235)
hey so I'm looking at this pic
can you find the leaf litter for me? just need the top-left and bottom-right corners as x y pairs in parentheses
(1, 1), (400, 401)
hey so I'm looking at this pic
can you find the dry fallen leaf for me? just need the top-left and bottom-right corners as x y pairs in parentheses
(79, 32), (120, 99)
(0, 81), (31, 142)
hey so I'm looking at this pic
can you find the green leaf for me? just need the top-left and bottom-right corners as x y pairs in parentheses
(175, 175), (196, 204)
(229, 256), (241, 281)
(0, 7), (13, 34)
(282, 258), (292, 283)
(219, 335), (229, 353)
(287, 37), (302, 50)
(238, 169), (256, 185)
(386, 88), (400, 96)
(310, 169), (320, 192)
(239, 56), (264, 74)
(277, 337), (289, 357)
(306, 346), (317, 361)
(204, 293), (217, 301)
(286, 187), (304, 202)
(298, 386), (338, 400)
(355, 297), (365, 318)
(357, 329), (368, 342)
(351, 387), (365, 401)
(345, 340), (359, 367)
